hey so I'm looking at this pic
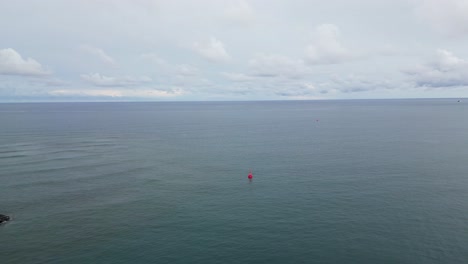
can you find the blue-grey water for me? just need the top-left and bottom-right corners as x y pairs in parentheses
(1, 99), (468, 263)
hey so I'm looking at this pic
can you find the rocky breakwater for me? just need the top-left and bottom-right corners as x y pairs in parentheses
(0, 214), (10, 224)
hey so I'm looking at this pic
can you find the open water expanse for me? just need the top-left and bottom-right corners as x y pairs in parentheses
(1, 99), (468, 263)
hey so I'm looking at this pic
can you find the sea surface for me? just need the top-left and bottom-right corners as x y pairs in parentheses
(1, 99), (468, 263)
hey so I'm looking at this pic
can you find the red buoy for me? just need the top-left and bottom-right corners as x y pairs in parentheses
(248, 170), (253, 180)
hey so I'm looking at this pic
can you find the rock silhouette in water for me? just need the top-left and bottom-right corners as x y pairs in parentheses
(0, 214), (10, 224)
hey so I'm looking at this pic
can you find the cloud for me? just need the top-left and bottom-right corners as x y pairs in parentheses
(80, 45), (117, 66)
(248, 54), (309, 79)
(140, 53), (198, 76)
(49, 89), (123, 98)
(49, 88), (184, 98)
(220, 71), (324, 99)
(5, 0), (468, 101)
(274, 83), (319, 98)
(305, 24), (353, 64)
(220, 54), (321, 98)
(177, 64), (199, 77)
(140, 52), (166, 65)
(81, 73), (152, 87)
(221, 72), (256, 82)
(321, 74), (393, 93)
(404, 49), (468, 88)
(224, 0), (255, 26)
(0, 48), (50, 76)
(34, 77), (69, 87)
(193, 37), (231, 62)
(414, 0), (468, 36)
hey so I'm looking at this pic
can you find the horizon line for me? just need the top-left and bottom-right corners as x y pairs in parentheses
(0, 97), (465, 104)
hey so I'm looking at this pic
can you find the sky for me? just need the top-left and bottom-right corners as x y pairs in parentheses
(1, 0), (468, 102)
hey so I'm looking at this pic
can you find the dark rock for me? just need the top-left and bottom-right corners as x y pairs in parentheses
(0, 214), (10, 224)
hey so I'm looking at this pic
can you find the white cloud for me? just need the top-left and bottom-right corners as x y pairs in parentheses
(49, 88), (184, 98)
(80, 45), (117, 66)
(0, 48), (50, 76)
(305, 24), (353, 64)
(4, 0), (468, 101)
(248, 54), (309, 79)
(36, 77), (68, 87)
(49, 89), (123, 97)
(193, 37), (231, 62)
(414, 0), (468, 36)
(430, 49), (466, 70)
(404, 49), (468, 88)
(140, 53), (166, 65)
(177, 64), (199, 77)
(81, 73), (152, 87)
(140, 53), (198, 76)
(222, 72), (256, 82)
(224, 0), (255, 26)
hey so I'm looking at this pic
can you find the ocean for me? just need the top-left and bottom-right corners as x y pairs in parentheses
(1, 99), (468, 263)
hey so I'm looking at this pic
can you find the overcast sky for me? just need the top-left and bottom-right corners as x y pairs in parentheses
(1, 0), (468, 101)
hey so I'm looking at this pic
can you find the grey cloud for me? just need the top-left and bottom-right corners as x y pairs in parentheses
(325, 74), (393, 93)
(404, 49), (468, 88)
(414, 0), (468, 36)
(248, 54), (309, 79)
(275, 83), (317, 97)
